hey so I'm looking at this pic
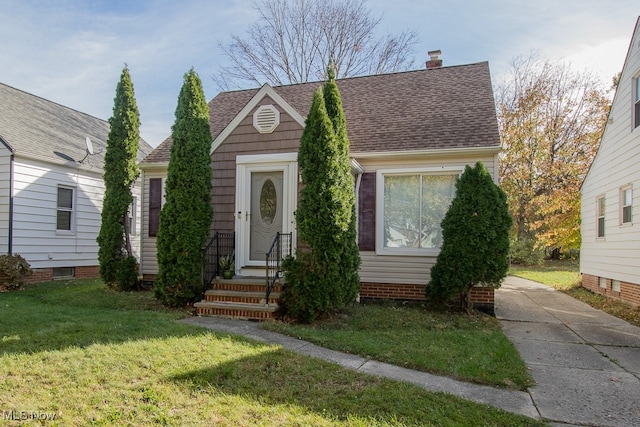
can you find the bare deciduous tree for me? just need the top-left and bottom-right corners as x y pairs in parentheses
(214, 0), (417, 89)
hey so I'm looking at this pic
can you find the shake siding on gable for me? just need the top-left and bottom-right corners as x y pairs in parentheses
(0, 145), (11, 253)
(210, 100), (303, 234)
(581, 18), (640, 302)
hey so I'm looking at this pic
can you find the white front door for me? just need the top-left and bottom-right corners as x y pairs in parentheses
(235, 153), (297, 273)
(250, 171), (283, 261)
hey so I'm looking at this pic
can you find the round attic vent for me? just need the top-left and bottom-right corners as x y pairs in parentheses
(253, 104), (280, 134)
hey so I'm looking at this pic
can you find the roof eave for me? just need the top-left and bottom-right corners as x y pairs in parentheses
(351, 145), (501, 160)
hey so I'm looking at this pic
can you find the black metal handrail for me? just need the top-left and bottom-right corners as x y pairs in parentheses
(266, 232), (292, 304)
(202, 231), (235, 287)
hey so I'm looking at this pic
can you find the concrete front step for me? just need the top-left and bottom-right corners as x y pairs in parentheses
(194, 301), (279, 321)
(204, 289), (280, 305)
(215, 277), (282, 294)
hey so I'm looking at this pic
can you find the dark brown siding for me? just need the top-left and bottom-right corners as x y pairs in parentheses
(358, 172), (376, 251)
(148, 178), (162, 237)
(211, 97), (303, 235)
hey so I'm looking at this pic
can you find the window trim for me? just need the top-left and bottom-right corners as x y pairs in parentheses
(620, 185), (632, 225)
(128, 196), (137, 236)
(56, 185), (75, 233)
(596, 195), (606, 239)
(375, 167), (462, 256)
(634, 76), (640, 129)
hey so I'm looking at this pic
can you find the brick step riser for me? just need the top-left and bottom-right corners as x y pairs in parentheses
(214, 283), (282, 293)
(196, 306), (276, 320)
(205, 295), (279, 305)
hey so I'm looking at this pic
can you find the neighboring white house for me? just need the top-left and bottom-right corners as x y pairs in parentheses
(0, 82), (152, 282)
(580, 17), (640, 307)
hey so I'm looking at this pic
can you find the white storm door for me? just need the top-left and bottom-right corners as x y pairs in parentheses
(249, 171), (283, 261)
(235, 153), (298, 271)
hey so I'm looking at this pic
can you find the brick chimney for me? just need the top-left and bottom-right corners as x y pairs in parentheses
(426, 50), (442, 69)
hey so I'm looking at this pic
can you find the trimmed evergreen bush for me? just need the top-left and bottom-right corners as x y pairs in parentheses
(97, 65), (141, 290)
(282, 65), (360, 322)
(427, 162), (512, 312)
(155, 69), (213, 306)
(0, 254), (32, 290)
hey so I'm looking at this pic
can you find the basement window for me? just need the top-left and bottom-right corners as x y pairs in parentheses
(53, 267), (75, 279)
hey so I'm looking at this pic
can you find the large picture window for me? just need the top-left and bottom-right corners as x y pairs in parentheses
(378, 170), (458, 255)
(57, 186), (74, 231)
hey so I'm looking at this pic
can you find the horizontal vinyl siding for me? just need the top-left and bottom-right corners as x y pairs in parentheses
(11, 157), (104, 269)
(359, 251), (435, 285)
(356, 153), (497, 285)
(581, 25), (640, 286)
(0, 147), (10, 253)
(140, 169), (166, 276)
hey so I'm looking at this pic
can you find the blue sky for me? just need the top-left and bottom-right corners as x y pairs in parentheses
(0, 0), (637, 147)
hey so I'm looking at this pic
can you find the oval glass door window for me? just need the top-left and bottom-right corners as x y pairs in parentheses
(260, 179), (277, 226)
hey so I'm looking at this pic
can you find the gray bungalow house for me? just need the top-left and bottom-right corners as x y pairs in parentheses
(140, 57), (502, 318)
(0, 82), (152, 282)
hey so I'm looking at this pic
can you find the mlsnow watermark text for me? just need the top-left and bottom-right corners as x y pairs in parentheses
(2, 410), (58, 421)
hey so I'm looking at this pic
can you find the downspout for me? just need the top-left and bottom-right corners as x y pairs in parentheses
(351, 158), (364, 242)
(8, 152), (14, 254)
(1, 135), (15, 254)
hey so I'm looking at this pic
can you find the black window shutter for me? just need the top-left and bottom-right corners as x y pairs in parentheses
(148, 178), (162, 237)
(358, 173), (376, 251)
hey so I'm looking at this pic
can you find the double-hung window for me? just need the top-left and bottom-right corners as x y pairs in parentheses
(377, 169), (459, 255)
(596, 195), (606, 238)
(57, 186), (74, 231)
(621, 186), (632, 225)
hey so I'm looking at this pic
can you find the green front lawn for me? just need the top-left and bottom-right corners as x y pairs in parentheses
(263, 300), (534, 391)
(0, 280), (544, 426)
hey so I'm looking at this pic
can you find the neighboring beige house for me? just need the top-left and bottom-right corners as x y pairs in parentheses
(0, 82), (152, 282)
(140, 57), (502, 316)
(581, 17), (640, 307)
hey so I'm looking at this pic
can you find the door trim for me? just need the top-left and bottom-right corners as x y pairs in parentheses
(235, 153), (298, 273)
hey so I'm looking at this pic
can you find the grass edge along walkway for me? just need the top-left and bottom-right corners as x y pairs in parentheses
(184, 316), (541, 421)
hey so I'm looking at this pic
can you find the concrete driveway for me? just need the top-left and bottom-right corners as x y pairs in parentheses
(496, 276), (640, 427)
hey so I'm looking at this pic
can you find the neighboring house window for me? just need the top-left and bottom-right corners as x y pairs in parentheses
(377, 170), (459, 255)
(621, 186), (632, 224)
(57, 186), (74, 231)
(128, 197), (137, 236)
(596, 196), (606, 238)
(599, 277), (607, 289)
(635, 77), (640, 129)
(149, 178), (162, 237)
(612, 279), (621, 293)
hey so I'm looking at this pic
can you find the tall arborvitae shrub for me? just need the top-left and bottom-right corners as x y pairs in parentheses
(427, 161), (512, 312)
(155, 69), (213, 306)
(282, 66), (360, 322)
(97, 66), (141, 290)
(322, 64), (360, 306)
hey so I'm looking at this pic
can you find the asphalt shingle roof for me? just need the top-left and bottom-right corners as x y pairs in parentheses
(0, 82), (153, 171)
(142, 61), (500, 164)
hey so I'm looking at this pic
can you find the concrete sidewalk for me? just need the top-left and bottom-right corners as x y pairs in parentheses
(180, 276), (640, 426)
(496, 276), (640, 427)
